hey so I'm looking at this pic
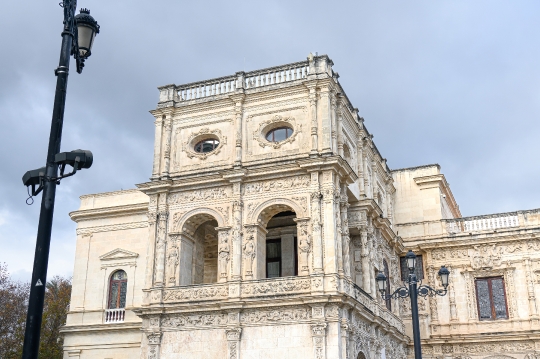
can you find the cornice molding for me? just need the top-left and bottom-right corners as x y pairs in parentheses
(70, 203), (148, 222)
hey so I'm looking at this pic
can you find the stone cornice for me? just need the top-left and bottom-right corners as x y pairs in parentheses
(413, 174), (461, 218)
(70, 203), (149, 222)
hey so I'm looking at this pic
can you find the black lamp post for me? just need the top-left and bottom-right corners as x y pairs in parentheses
(375, 250), (450, 359)
(21, 1), (99, 358)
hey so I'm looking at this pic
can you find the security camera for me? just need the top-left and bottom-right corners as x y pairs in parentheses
(22, 167), (46, 196)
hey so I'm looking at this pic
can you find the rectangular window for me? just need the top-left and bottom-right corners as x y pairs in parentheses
(475, 277), (508, 320)
(266, 239), (282, 278)
(400, 255), (424, 281)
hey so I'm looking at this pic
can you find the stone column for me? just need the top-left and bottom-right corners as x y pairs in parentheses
(311, 191), (323, 273)
(427, 266), (439, 323)
(226, 327), (242, 359)
(335, 193), (344, 275)
(357, 121), (365, 197)
(153, 209), (168, 286)
(360, 227), (372, 294)
(307, 83), (318, 156)
(295, 218), (311, 276)
(340, 194), (351, 278)
(161, 115), (173, 178)
(311, 323), (327, 359)
(151, 117), (163, 180)
(146, 332), (162, 359)
(340, 320), (350, 359)
(144, 206), (158, 294)
(217, 227), (231, 282)
(319, 88), (332, 154)
(231, 201), (243, 280)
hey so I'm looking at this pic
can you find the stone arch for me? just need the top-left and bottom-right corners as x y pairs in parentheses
(175, 207), (225, 235)
(250, 198), (305, 225)
(172, 209), (224, 285)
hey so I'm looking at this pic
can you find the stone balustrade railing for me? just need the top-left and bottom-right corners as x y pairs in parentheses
(105, 308), (125, 323)
(243, 61), (309, 89)
(169, 60), (310, 103)
(446, 213), (520, 234)
(397, 208), (540, 240)
(177, 75), (237, 101)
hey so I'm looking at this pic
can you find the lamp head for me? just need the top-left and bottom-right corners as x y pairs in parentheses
(405, 250), (417, 272)
(438, 265), (450, 288)
(75, 8), (99, 59)
(376, 272), (387, 293)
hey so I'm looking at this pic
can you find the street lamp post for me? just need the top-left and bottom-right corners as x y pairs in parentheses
(375, 250), (450, 359)
(21, 1), (99, 358)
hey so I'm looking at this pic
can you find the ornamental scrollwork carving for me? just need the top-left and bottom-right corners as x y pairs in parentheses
(253, 115), (301, 149)
(182, 127), (227, 160)
(244, 175), (310, 194)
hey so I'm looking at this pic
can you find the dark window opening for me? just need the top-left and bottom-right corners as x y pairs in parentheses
(266, 127), (293, 142)
(266, 239), (282, 278)
(194, 138), (219, 153)
(475, 277), (509, 320)
(108, 270), (127, 309)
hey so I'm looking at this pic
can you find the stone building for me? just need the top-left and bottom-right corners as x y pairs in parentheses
(61, 55), (540, 359)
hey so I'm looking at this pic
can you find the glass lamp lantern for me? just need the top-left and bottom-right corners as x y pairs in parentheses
(438, 266), (450, 288)
(74, 8), (100, 58)
(405, 250), (417, 272)
(376, 272), (387, 293)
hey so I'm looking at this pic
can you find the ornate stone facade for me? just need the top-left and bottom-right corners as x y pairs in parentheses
(61, 56), (539, 359)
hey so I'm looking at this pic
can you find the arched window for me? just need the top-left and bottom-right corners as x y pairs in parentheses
(194, 138), (219, 153)
(266, 127), (293, 142)
(108, 270), (127, 309)
(383, 260), (391, 311)
(357, 352), (367, 359)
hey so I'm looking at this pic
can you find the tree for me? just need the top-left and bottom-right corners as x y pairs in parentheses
(39, 276), (72, 359)
(0, 263), (72, 359)
(0, 262), (29, 359)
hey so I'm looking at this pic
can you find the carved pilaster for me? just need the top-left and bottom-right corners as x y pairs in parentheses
(165, 233), (179, 286)
(217, 227), (231, 282)
(154, 208), (168, 286)
(161, 116), (173, 178)
(360, 226), (372, 294)
(311, 323), (327, 359)
(340, 189), (351, 278)
(231, 201), (243, 280)
(336, 96), (344, 157)
(232, 95), (245, 166)
(294, 218), (311, 275)
(448, 266), (458, 321)
(525, 258), (538, 317)
(146, 332), (162, 359)
(307, 83), (318, 155)
(311, 191), (323, 273)
(151, 117), (163, 180)
(427, 265), (439, 323)
(225, 327), (242, 359)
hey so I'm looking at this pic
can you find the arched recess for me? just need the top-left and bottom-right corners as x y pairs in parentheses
(356, 352), (367, 359)
(244, 200), (309, 280)
(169, 209), (225, 286)
(249, 198), (306, 225)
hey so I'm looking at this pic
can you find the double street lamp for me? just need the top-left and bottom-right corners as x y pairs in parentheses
(21, 1), (99, 358)
(375, 250), (450, 359)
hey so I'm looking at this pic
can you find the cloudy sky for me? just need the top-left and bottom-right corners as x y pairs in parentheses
(1, 1), (539, 281)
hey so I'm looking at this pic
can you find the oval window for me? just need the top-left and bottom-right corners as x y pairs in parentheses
(194, 138), (219, 153)
(266, 127), (293, 142)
